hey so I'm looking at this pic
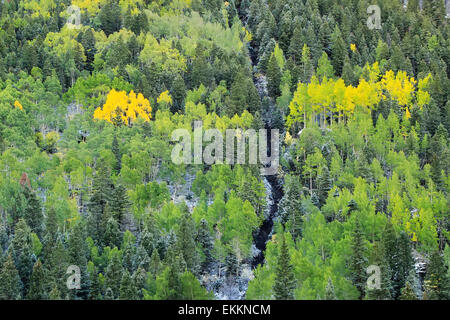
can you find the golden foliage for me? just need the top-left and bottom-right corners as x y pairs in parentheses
(157, 91), (173, 105)
(287, 64), (432, 130)
(14, 100), (23, 110)
(93, 89), (152, 126)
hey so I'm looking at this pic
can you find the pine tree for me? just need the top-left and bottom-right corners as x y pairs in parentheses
(381, 220), (400, 298)
(167, 265), (182, 300)
(279, 175), (303, 239)
(197, 219), (214, 273)
(424, 250), (449, 300)
(171, 74), (186, 113)
(22, 184), (43, 238)
(331, 28), (347, 76)
(26, 259), (46, 300)
(119, 271), (139, 300)
(267, 53), (282, 98)
(273, 234), (296, 300)
(110, 184), (130, 226)
(10, 219), (33, 296)
(150, 249), (161, 278)
(349, 217), (367, 300)
(225, 251), (238, 278)
(87, 165), (113, 245)
(396, 231), (414, 298)
(104, 217), (122, 248)
(0, 254), (22, 299)
(99, 0), (122, 36)
(177, 212), (199, 275)
(105, 251), (122, 299)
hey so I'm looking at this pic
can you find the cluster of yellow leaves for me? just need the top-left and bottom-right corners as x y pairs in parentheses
(350, 43), (357, 52)
(157, 91), (173, 105)
(94, 89), (152, 125)
(381, 70), (416, 106)
(13, 100), (23, 110)
(21, 0), (56, 18)
(287, 64), (432, 130)
(243, 27), (253, 43)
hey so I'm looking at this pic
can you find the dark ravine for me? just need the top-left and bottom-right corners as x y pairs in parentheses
(252, 173), (283, 268)
(250, 72), (284, 269)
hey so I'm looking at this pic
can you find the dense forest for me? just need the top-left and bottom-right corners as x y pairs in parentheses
(0, 0), (448, 300)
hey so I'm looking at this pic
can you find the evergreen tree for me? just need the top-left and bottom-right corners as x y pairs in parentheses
(104, 217), (122, 249)
(150, 249), (161, 278)
(225, 251), (238, 278)
(424, 250), (449, 300)
(87, 165), (113, 245)
(22, 184), (43, 238)
(349, 217), (367, 300)
(267, 53), (282, 98)
(177, 212), (199, 275)
(381, 220), (400, 298)
(171, 74), (187, 113)
(273, 234), (296, 300)
(26, 259), (46, 300)
(10, 219), (33, 296)
(119, 271), (139, 300)
(105, 251), (122, 299)
(279, 175), (304, 239)
(0, 254), (22, 299)
(99, 0), (122, 36)
(197, 219), (214, 273)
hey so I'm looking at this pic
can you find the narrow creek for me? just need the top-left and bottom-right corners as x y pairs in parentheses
(251, 73), (284, 270)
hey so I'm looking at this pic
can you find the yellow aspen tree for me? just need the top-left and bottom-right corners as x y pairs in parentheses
(94, 89), (152, 126)
(287, 82), (310, 130)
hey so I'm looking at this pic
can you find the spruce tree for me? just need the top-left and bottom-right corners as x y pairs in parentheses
(149, 249), (161, 278)
(0, 254), (22, 299)
(349, 217), (368, 300)
(424, 250), (449, 300)
(177, 212), (199, 275)
(381, 220), (400, 298)
(26, 259), (46, 300)
(197, 219), (214, 273)
(87, 165), (113, 245)
(119, 271), (139, 300)
(267, 53), (282, 98)
(22, 185), (43, 238)
(279, 175), (303, 239)
(110, 184), (130, 226)
(105, 251), (122, 299)
(273, 234), (296, 300)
